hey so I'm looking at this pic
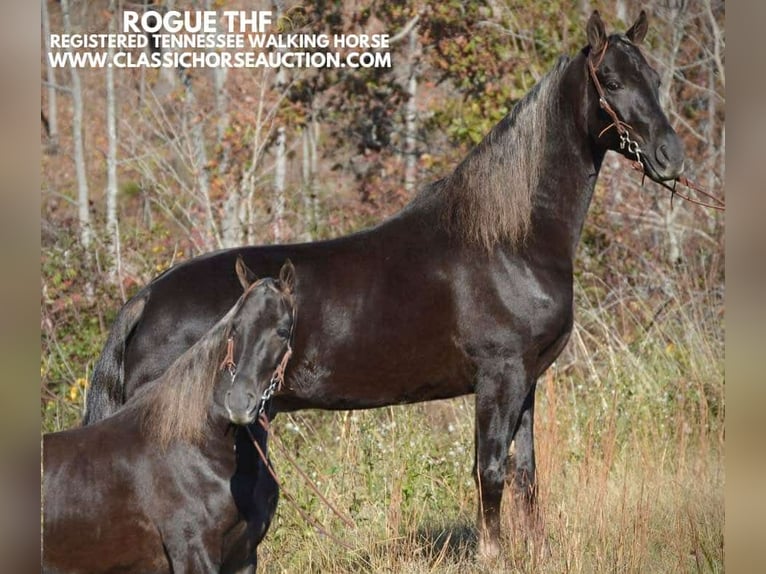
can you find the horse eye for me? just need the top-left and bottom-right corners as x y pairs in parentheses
(276, 327), (290, 339)
(606, 80), (621, 91)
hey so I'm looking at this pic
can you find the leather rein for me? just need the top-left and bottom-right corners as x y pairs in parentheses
(219, 286), (358, 547)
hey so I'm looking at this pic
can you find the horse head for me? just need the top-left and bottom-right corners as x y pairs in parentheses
(585, 10), (685, 182)
(218, 259), (296, 426)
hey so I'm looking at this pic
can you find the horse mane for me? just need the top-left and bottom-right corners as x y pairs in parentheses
(429, 56), (570, 251)
(131, 304), (237, 449)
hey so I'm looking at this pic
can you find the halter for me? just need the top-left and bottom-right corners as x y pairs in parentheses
(219, 290), (296, 420)
(587, 40), (644, 165)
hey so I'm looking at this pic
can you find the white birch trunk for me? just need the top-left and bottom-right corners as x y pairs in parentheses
(208, 0), (230, 172)
(403, 28), (419, 195)
(105, 0), (122, 286)
(273, 102), (287, 243)
(207, 2), (239, 248)
(221, 191), (243, 248)
(310, 120), (319, 231)
(301, 118), (319, 240)
(244, 74), (269, 245)
(390, 14), (422, 195)
(660, 7), (683, 265)
(182, 79), (220, 249)
(272, 1), (287, 243)
(301, 125), (311, 240)
(61, 0), (90, 252)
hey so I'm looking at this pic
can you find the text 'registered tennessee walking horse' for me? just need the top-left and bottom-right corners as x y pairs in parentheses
(43, 263), (296, 573)
(82, 11), (684, 557)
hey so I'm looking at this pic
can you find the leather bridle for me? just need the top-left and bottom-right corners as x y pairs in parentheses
(587, 41), (644, 166)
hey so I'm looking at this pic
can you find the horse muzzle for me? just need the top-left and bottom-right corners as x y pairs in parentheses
(643, 132), (685, 182)
(224, 387), (258, 425)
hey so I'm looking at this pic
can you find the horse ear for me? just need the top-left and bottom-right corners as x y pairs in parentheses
(626, 10), (648, 45)
(586, 10), (607, 55)
(278, 259), (296, 294)
(235, 255), (258, 291)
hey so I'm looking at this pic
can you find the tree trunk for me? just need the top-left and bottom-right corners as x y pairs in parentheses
(105, 0), (122, 290)
(660, 6), (684, 265)
(206, 1), (239, 248)
(704, 0), (725, 235)
(272, 104), (287, 243)
(41, 0), (59, 152)
(272, 1), (287, 243)
(390, 13), (422, 195)
(181, 76), (219, 249)
(207, 0), (230, 172)
(301, 117), (319, 240)
(221, 189), (243, 248)
(243, 72), (274, 245)
(403, 28), (419, 195)
(61, 0), (91, 253)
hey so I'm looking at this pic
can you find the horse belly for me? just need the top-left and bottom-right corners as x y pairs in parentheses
(284, 335), (475, 409)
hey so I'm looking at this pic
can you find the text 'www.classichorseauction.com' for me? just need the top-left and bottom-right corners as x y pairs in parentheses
(47, 9), (393, 69)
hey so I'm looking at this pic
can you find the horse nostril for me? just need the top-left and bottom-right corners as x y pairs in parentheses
(655, 143), (670, 168)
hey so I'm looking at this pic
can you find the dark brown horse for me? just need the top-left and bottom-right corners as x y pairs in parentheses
(43, 263), (296, 573)
(83, 11), (684, 557)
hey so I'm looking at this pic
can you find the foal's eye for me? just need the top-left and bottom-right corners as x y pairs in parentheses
(276, 327), (291, 339)
(605, 80), (622, 91)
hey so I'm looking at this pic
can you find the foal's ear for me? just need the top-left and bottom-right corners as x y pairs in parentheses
(587, 10), (607, 55)
(278, 259), (296, 294)
(626, 10), (648, 45)
(235, 255), (258, 291)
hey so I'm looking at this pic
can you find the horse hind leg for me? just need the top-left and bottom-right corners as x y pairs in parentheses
(505, 384), (549, 559)
(473, 358), (532, 560)
(506, 384), (537, 514)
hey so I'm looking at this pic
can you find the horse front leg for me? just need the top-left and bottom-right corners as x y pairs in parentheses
(473, 358), (532, 559)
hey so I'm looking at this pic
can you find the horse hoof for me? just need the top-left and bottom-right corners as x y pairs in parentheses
(477, 535), (501, 560)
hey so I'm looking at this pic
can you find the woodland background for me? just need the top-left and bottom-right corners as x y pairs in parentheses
(41, 1), (724, 571)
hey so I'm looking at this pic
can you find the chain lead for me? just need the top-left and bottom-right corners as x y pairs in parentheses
(256, 376), (280, 419)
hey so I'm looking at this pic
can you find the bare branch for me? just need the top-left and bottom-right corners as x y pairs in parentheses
(389, 13), (422, 45)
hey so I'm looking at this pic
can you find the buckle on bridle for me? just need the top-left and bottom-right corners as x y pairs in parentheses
(220, 336), (237, 379)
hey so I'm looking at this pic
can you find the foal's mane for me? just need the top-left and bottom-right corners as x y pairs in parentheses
(133, 280), (286, 448)
(132, 306), (233, 448)
(427, 56), (570, 251)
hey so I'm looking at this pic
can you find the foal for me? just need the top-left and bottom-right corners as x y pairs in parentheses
(42, 262), (296, 573)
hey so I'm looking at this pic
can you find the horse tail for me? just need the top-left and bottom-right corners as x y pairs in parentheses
(82, 292), (148, 425)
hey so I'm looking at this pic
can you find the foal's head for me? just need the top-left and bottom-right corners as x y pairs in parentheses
(138, 259), (296, 446)
(584, 10), (685, 182)
(216, 259), (296, 426)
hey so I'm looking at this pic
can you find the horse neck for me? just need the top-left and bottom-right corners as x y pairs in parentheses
(526, 52), (605, 260)
(206, 399), (240, 447)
